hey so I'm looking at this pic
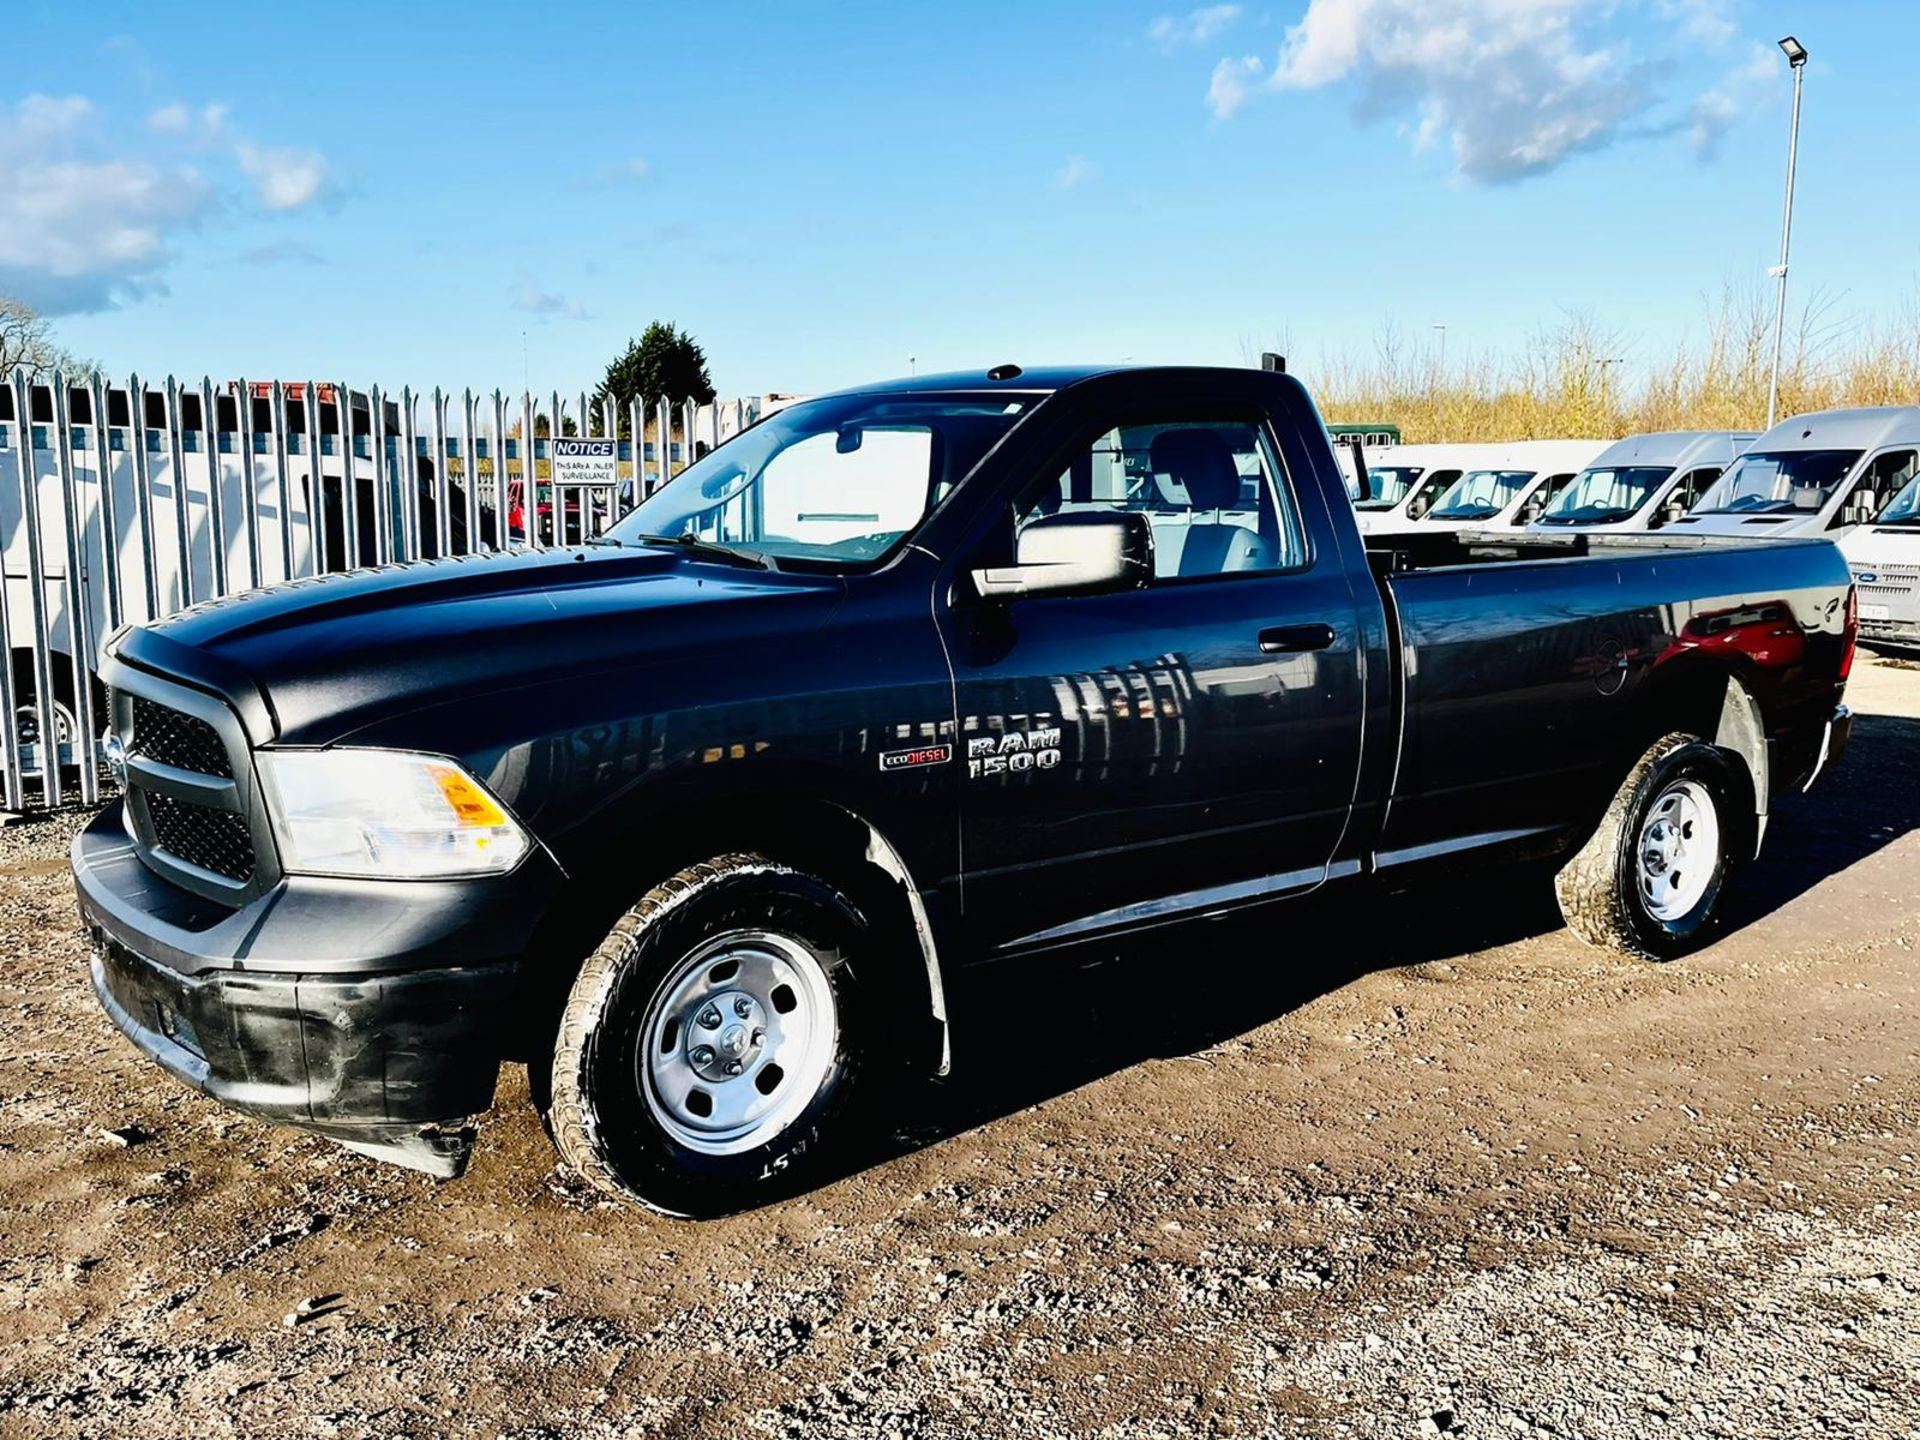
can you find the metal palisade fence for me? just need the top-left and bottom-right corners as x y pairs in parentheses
(0, 368), (769, 812)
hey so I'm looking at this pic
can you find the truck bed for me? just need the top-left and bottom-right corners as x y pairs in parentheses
(1361, 525), (1803, 575)
(1365, 524), (1852, 869)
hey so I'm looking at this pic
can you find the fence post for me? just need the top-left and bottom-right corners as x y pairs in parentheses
(199, 376), (229, 598)
(127, 374), (160, 620)
(303, 382), (327, 577)
(430, 387), (452, 560)
(90, 372), (123, 635)
(399, 386), (421, 563)
(270, 382), (295, 584)
(51, 375), (100, 803)
(10, 370), (61, 805)
(0, 374), (20, 811)
(335, 383), (359, 569)
(369, 384), (392, 566)
(490, 390), (509, 554)
(236, 377), (263, 592)
(163, 377), (193, 610)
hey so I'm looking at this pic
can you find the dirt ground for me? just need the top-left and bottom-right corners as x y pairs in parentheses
(2, 657), (1917, 1440)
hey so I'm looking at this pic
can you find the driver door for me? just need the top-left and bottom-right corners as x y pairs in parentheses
(941, 404), (1368, 955)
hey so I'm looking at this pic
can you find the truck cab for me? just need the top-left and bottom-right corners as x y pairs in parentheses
(1349, 443), (1482, 533)
(1841, 471), (1920, 652)
(1669, 406), (1920, 541)
(1369, 439), (1611, 538)
(1528, 431), (1753, 534)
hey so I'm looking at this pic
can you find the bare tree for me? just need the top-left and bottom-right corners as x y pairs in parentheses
(0, 295), (76, 383)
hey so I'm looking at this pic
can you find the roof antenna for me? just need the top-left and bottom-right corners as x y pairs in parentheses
(987, 363), (1023, 382)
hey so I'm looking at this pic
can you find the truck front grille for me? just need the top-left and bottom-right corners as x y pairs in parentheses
(112, 685), (262, 895)
(144, 793), (257, 882)
(130, 694), (233, 777)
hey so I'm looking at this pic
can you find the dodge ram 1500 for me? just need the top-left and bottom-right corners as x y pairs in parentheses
(74, 364), (1855, 1215)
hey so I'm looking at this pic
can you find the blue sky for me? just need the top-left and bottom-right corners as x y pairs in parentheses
(3, 1), (1918, 402)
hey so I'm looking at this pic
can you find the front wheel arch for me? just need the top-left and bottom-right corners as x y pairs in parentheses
(514, 793), (950, 1082)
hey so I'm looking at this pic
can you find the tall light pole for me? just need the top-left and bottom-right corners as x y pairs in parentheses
(1766, 36), (1809, 429)
(1433, 323), (1447, 374)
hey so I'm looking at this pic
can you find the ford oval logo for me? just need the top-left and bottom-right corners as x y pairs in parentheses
(103, 733), (128, 787)
(1857, 571), (1879, 584)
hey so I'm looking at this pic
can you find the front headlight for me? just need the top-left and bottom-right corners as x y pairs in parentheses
(256, 749), (529, 878)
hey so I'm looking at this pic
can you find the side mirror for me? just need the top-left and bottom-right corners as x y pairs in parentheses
(972, 512), (1153, 601)
(1346, 436), (1372, 503)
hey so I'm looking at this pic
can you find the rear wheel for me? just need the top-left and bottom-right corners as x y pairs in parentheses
(544, 853), (884, 1216)
(1556, 733), (1742, 961)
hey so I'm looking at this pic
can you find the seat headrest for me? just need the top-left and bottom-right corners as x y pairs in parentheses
(1150, 428), (1241, 512)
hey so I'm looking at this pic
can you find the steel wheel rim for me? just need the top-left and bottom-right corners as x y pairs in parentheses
(638, 928), (837, 1156)
(1637, 778), (1720, 922)
(15, 701), (75, 749)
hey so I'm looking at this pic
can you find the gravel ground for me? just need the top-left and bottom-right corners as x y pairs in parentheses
(1, 656), (1917, 1439)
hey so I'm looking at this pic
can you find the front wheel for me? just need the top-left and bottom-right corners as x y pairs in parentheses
(1556, 733), (1744, 961)
(544, 853), (883, 1217)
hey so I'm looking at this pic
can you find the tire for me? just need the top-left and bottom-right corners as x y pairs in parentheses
(9, 652), (106, 781)
(545, 853), (883, 1217)
(1555, 733), (1743, 961)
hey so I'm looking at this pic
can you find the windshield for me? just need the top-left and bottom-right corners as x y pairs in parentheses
(608, 392), (1029, 567)
(1693, 449), (1860, 515)
(1537, 465), (1674, 526)
(1353, 465), (1423, 510)
(1876, 473), (1920, 526)
(1428, 469), (1535, 521)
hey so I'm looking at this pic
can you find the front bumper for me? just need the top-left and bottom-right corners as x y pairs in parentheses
(74, 801), (562, 1176)
(1861, 618), (1920, 651)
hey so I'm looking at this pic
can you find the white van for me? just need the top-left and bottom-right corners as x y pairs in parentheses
(1527, 431), (1754, 534)
(1350, 443), (1490, 534)
(1667, 406), (1920, 541)
(1371, 439), (1612, 539)
(1840, 474), (1920, 652)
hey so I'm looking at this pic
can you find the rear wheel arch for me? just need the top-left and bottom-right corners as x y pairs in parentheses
(1626, 658), (1766, 858)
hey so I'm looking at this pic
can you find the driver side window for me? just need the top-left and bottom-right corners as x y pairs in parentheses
(1012, 420), (1306, 581)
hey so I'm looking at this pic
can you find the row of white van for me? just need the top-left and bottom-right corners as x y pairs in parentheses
(1346, 406), (1920, 650)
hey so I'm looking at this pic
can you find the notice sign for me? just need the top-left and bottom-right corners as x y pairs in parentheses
(551, 437), (619, 487)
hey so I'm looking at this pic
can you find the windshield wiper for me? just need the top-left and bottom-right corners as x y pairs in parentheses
(630, 532), (780, 571)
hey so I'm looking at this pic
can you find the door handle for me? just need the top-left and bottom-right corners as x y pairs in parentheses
(1258, 623), (1336, 654)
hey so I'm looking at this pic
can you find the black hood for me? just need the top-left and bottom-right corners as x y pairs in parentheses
(117, 547), (846, 745)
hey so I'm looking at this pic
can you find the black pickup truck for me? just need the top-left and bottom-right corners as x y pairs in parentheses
(73, 365), (1856, 1215)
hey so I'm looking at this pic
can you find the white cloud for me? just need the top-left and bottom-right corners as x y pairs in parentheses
(1211, 0), (1765, 184)
(513, 285), (587, 320)
(1208, 54), (1265, 120)
(146, 101), (189, 134)
(1150, 5), (1244, 47)
(147, 101), (231, 146)
(0, 93), (336, 312)
(0, 93), (211, 313)
(1658, 0), (1737, 46)
(573, 156), (652, 190)
(1054, 155), (1099, 189)
(235, 142), (330, 211)
(1689, 41), (1779, 156)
